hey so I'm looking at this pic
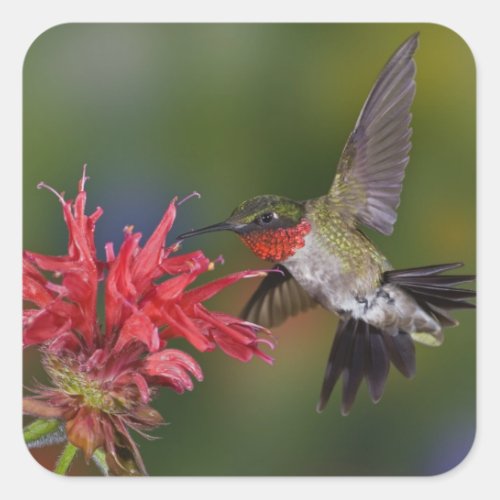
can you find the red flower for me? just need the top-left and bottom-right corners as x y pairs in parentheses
(23, 167), (274, 475)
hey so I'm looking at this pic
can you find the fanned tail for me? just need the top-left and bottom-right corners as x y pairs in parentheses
(317, 317), (416, 416)
(317, 263), (475, 415)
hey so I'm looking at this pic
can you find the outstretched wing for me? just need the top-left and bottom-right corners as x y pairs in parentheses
(329, 33), (419, 235)
(240, 264), (317, 328)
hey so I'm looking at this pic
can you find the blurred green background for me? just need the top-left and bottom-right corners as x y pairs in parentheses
(23, 24), (475, 476)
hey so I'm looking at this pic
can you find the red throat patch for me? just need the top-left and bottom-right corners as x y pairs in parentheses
(239, 219), (312, 262)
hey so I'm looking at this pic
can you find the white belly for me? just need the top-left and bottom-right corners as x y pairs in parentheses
(283, 234), (440, 336)
(283, 233), (374, 313)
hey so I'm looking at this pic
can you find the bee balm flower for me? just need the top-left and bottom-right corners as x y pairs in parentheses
(23, 168), (274, 475)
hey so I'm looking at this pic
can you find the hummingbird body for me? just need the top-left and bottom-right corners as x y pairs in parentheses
(178, 33), (475, 415)
(293, 196), (389, 308)
(258, 195), (441, 337)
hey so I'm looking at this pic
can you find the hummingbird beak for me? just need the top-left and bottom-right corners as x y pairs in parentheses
(176, 221), (241, 241)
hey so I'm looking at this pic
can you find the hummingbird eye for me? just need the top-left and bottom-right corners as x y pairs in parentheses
(258, 212), (276, 225)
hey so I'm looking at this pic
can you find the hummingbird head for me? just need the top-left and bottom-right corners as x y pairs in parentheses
(177, 195), (312, 262)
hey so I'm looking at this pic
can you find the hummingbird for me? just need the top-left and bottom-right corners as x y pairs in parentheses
(177, 33), (476, 415)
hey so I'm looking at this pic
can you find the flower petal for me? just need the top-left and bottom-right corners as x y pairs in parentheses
(194, 305), (252, 344)
(153, 272), (198, 302)
(145, 348), (203, 382)
(113, 372), (151, 404)
(26, 175), (100, 347)
(131, 199), (177, 292)
(66, 407), (105, 461)
(181, 270), (267, 306)
(112, 416), (147, 475)
(161, 307), (214, 352)
(47, 331), (83, 354)
(160, 250), (210, 275)
(105, 231), (141, 335)
(23, 397), (66, 419)
(23, 312), (71, 347)
(22, 258), (54, 307)
(129, 405), (164, 428)
(114, 313), (160, 353)
(143, 348), (203, 393)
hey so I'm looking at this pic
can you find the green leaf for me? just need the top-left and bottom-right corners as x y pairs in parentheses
(24, 418), (62, 445)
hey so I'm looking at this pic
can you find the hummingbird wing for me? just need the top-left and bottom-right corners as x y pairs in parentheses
(329, 33), (418, 235)
(240, 264), (317, 328)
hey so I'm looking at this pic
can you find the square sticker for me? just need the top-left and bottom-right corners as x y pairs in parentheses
(23, 23), (476, 476)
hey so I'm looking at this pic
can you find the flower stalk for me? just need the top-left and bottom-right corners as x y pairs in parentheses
(54, 442), (79, 475)
(92, 448), (109, 475)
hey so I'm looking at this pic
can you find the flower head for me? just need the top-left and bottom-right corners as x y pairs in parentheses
(23, 167), (274, 474)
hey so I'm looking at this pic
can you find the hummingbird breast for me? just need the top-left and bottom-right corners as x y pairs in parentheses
(283, 228), (382, 314)
(284, 199), (387, 310)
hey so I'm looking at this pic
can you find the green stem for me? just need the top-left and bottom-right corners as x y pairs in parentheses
(54, 442), (78, 475)
(24, 418), (61, 444)
(92, 448), (109, 475)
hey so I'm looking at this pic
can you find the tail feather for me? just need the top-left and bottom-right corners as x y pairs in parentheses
(384, 262), (476, 321)
(341, 321), (367, 415)
(393, 275), (475, 287)
(412, 292), (475, 311)
(425, 303), (458, 328)
(317, 263), (475, 415)
(383, 262), (463, 278)
(317, 318), (416, 416)
(406, 285), (475, 300)
(383, 331), (416, 378)
(365, 328), (390, 403)
(317, 316), (353, 412)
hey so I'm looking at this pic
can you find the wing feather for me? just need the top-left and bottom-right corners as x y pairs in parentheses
(240, 264), (317, 328)
(330, 33), (419, 235)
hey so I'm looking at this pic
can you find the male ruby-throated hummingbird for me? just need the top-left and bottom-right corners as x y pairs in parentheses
(178, 33), (475, 415)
